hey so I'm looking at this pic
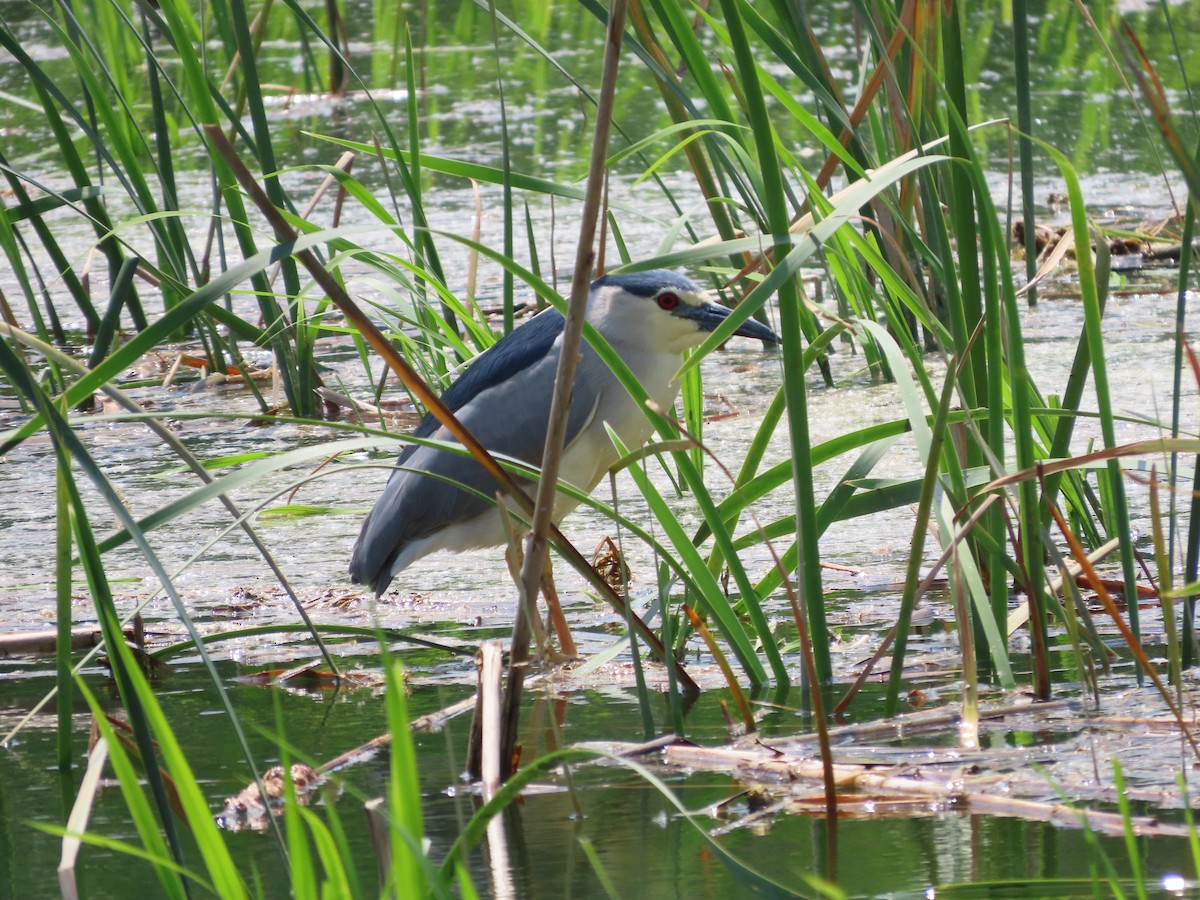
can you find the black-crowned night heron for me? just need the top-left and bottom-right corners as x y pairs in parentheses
(350, 269), (780, 595)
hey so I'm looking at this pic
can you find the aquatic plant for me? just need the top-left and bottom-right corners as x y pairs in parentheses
(2, 0), (1199, 893)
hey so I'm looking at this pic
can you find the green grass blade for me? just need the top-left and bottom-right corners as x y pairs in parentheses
(54, 452), (73, 771)
(384, 658), (427, 897)
(71, 682), (193, 899)
(608, 428), (768, 687)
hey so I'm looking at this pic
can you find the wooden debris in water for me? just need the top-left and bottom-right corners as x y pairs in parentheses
(218, 763), (323, 832)
(231, 660), (382, 691)
(591, 535), (630, 592)
(694, 737), (1186, 838)
(466, 640), (507, 786)
(314, 385), (420, 428)
(480, 641), (505, 801)
(216, 669), (547, 829)
(0, 616), (144, 658)
(1012, 216), (1200, 274)
(161, 351), (274, 389)
(574, 697), (1200, 840)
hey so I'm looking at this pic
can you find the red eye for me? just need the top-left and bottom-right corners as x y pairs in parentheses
(657, 292), (680, 310)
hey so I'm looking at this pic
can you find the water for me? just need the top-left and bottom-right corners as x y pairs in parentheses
(3, 0), (1200, 896)
(3, 658), (1188, 898)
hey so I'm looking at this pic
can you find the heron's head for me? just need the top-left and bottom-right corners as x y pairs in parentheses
(588, 270), (780, 353)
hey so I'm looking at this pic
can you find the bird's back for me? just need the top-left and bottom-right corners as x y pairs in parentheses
(348, 268), (766, 595)
(350, 307), (603, 594)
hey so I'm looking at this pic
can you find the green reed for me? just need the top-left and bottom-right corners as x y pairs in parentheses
(1, 0), (1190, 716)
(3, 0), (1200, 890)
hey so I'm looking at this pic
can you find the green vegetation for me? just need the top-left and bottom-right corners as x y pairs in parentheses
(2, 0), (1200, 894)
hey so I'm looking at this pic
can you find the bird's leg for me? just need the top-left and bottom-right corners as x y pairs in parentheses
(504, 543), (551, 653)
(505, 545), (577, 663)
(540, 555), (578, 661)
(499, 497), (576, 663)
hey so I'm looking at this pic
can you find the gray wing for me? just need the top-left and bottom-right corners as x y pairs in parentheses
(350, 333), (603, 594)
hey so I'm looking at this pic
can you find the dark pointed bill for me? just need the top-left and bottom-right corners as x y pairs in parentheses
(675, 301), (781, 344)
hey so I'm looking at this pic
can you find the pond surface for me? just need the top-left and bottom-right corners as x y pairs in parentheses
(3, 0), (1200, 896)
(5, 657), (1197, 898)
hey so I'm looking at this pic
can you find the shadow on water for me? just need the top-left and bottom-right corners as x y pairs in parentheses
(0, 655), (1185, 898)
(3, 0), (1200, 896)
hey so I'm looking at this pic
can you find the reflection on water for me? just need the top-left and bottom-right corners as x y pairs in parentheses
(0, 661), (1183, 898)
(5, 2), (1198, 181)
(3, 0), (1200, 895)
